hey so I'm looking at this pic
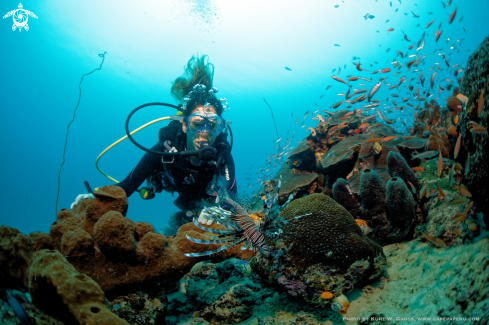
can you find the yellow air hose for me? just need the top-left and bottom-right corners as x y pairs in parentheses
(94, 116), (172, 189)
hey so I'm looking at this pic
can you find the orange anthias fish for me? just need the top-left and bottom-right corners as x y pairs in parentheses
(451, 213), (467, 223)
(382, 68), (391, 73)
(387, 28), (394, 32)
(454, 133), (462, 159)
(359, 122), (370, 129)
(422, 235), (446, 247)
(455, 185), (472, 197)
(448, 8), (457, 24)
(470, 126), (488, 135)
(366, 138), (382, 143)
(382, 136), (397, 142)
(412, 167), (425, 171)
(332, 75), (348, 84)
(436, 149), (443, 177)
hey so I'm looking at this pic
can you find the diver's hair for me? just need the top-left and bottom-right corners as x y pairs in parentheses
(171, 54), (214, 102)
(171, 54), (223, 116)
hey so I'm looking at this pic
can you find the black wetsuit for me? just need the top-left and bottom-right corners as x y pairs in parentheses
(115, 120), (237, 212)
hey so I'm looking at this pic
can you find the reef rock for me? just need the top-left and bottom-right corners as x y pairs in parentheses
(167, 259), (273, 324)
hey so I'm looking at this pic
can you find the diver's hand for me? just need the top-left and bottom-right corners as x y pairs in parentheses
(70, 193), (94, 210)
(198, 210), (214, 225)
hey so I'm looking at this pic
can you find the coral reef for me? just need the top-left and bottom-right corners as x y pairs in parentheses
(167, 259), (274, 324)
(109, 292), (167, 325)
(278, 193), (384, 269)
(458, 36), (489, 227)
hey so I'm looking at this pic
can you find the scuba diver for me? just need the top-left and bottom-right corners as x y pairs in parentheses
(71, 55), (236, 233)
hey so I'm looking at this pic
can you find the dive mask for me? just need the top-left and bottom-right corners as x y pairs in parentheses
(185, 113), (226, 137)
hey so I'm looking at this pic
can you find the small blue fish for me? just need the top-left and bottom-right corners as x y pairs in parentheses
(285, 67), (292, 71)
(334, 44), (341, 47)
(386, 19), (390, 23)
(6, 290), (32, 325)
(390, 1), (392, 6)
(395, 8), (399, 12)
(335, 4), (339, 8)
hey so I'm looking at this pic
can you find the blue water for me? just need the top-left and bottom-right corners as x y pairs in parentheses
(1, 0), (488, 235)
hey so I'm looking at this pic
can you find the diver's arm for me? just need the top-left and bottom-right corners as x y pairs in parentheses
(115, 142), (165, 197)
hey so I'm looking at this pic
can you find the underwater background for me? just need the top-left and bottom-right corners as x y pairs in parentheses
(1, 0), (488, 235)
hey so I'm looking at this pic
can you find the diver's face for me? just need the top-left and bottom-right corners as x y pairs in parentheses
(182, 104), (219, 151)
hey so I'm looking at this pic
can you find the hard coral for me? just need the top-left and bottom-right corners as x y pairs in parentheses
(278, 193), (384, 270)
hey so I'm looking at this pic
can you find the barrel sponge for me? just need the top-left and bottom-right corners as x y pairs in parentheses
(385, 177), (416, 227)
(93, 211), (136, 262)
(333, 178), (361, 218)
(359, 169), (386, 220)
(278, 193), (385, 269)
(28, 250), (129, 325)
(387, 151), (418, 189)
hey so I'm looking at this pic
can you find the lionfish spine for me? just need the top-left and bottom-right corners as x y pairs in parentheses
(225, 197), (271, 257)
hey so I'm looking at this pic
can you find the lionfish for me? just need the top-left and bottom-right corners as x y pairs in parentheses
(185, 177), (297, 258)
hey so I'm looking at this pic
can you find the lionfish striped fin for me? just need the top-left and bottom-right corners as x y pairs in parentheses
(224, 197), (271, 257)
(192, 218), (235, 235)
(184, 237), (246, 257)
(185, 234), (236, 245)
